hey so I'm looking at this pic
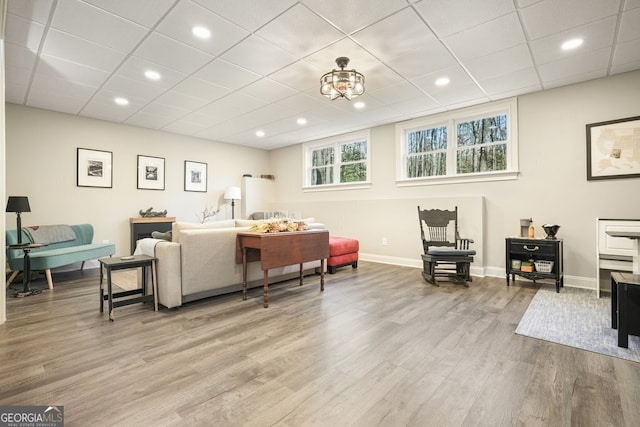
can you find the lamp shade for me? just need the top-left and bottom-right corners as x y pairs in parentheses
(224, 186), (241, 200)
(6, 196), (31, 213)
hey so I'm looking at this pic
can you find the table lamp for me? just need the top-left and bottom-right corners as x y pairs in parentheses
(224, 186), (241, 219)
(6, 196), (31, 244)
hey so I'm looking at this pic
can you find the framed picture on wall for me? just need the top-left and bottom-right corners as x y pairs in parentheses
(137, 155), (165, 190)
(586, 115), (640, 180)
(77, 148), (112, 188)
(184, 160), (207, 192)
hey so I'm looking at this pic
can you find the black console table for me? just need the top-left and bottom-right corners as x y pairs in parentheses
(130, 217), (175, 254)
(505, 237), (564, 292)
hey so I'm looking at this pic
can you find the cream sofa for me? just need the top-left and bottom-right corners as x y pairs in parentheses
(135, 219), (325, 308)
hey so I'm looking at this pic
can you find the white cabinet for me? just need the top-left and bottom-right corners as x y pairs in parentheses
(241, 177), (274, 219)
(596, 218), (640, 297)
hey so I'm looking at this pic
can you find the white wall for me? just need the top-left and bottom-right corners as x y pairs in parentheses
(4, 105), (271, 258)
(269, 70), (640, 289)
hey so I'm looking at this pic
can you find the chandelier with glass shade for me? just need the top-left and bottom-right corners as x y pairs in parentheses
(320, 57), (365, 100)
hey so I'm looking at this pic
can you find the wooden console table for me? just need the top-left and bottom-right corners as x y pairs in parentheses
(236, 230), (329, 308)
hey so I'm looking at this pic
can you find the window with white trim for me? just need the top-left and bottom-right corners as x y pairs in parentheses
(304, 131), (370, 189)
(396, 98), (518, 185)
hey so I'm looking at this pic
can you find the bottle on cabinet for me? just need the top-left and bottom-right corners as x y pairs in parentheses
(528, 221), (535, 238)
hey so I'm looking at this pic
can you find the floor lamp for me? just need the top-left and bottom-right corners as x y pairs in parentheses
(6, 196), (31, 244)
(224, 186), (241, 219)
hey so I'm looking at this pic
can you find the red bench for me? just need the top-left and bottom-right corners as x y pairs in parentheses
(327, 236), (359, 274)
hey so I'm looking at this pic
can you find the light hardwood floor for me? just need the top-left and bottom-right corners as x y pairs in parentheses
(2, 262), (639, 426)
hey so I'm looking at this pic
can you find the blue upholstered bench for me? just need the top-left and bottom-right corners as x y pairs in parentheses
(6, 224), (115, 289)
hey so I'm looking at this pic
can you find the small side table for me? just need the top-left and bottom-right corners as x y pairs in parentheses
(611, 272), (640, 348)
(8, 243), (48, 297)
(99, 255), (158, 321)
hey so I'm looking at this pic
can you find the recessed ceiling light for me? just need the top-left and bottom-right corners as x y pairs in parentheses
(114, 97), (129, 106)
(297, 118), (307, 125)
(354, 101), (365, 109)
(192, 26), (211, 39)
(144, 70), (161, 81)
(435, 77), (450, 87)
(255, 130), (265, 137)
(562, 38), (583, 51)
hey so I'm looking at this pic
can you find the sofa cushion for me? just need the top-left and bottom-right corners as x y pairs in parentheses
(151, 230), (172, 241)
(172, 220), (236, 243)
(235, 219), (264, 228)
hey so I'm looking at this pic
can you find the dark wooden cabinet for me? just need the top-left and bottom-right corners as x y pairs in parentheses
(130, 217), (175, 254)
(505, 237), (564, 292)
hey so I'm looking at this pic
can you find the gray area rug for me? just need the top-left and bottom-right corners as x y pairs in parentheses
(516, 286), (640, 363)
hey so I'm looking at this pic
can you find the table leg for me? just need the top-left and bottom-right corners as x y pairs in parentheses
(611, 275), (618, 329)
(107, 267), (114, 321)
(99, 262), (104, 313)
(618, 281), (629, 348)
(152, 260), (158, 312)
(299, 263), (303, 286)
(263, 270), (269, 308)
(242, 248), (248, 301)
(320, 259), (325, 292)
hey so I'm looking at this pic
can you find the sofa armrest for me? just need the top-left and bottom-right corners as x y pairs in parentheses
(136, 238), (182, 309)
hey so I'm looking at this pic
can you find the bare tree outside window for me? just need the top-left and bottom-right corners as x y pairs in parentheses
(456, 114), (507, 174)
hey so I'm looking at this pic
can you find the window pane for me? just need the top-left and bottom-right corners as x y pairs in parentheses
(312, 147), (334, 167)
(311, 166), (333, 185)
(341, 141), (367, 162)
(457, 114), (507, 147)
(407, 126), (447, 153)
(407, 152), (447, 177)
(456, 144), (507, 173)
(340, 163), (367, 182)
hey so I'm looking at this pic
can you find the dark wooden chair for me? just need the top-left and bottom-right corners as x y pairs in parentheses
(418, 206), (476, 286)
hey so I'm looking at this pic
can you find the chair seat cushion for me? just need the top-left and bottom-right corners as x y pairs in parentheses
(427, 247), (476, 256)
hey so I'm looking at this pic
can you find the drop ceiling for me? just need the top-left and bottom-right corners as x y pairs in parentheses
(4, 0), (640, 150)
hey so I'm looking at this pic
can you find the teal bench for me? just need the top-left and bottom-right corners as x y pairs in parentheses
(6, 224), (116, 289)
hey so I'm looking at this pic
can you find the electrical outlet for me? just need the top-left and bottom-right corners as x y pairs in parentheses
(102, 239), (109, 244)
(382, 237), (388, 246)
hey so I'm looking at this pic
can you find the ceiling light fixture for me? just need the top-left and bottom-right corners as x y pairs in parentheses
(435, 77), (450, 87)
(320, 57), (365, 101)
(354, 101), (365, 109)
(297, 118), (307, 125)
(192, 26), (211, 39)
(255, 130), (265, 137)
(562, 38), (583, 50)
(114, 97), (129, 106)
(144, 70), (161, 81)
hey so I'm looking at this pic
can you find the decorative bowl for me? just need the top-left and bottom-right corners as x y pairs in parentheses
(542, 224), (560, 239)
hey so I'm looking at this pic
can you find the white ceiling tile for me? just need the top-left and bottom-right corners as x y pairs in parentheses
(172, 76), (231, 101)
(416, 0), (516, 37)
(624, 0), (640, 10)
(28, 74), (96, 110)
(5, 84), (29, 105)
(619, 7), (640, 43)
(387, 95), (441, 116)
(478, 67), (541, 95)
(520, 0), (620, 40)
(193, 59), (261, 90)
(5, 63), (32, 88)
(156, 0), (250, 56)
(102, 75), (167, 102)
(221, 35), (298, 75)
(5, 43), (37, 71)
(36, 54), (110, 87)
(5, 13), (45, 50)
(82, 0), (176, 28)
(302, 0), (407, 34)
(411, 66), (487, 104)
(355, 62), (405, 93)
(51, 0), (149, 52)
(443, 13), (526, 62)
(41, 29), (127, 72)
(612, 39), (640, 72)
(193, 0), (297, 32)
(238, 78), (298, 103)
(352, 8), (436, 61)
(7, 0), (54, 25)
(465, 44), (534, 81)
(153, 91), (212, 111)
(387, 40), (459, 79)
(304, 38), (379, 71)
(116, 56), (188, 89)
(197, 93), (268, 121)
(368, 81), (429, 105)
(529, 17), (617, 65)
(256, 4), (343, 57)
(269, 60), (326, 92)
(134, 32), (215, 75)
(125, 111), (176, 129)
(537, 48), (611, 84)
(542, 70), (608, 89)
(162, 113), (214, 135)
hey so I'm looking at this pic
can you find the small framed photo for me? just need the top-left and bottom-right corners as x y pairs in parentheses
(77, 148), (112, 188)
(587, 115), (640, 180)
(184, 160), (207, 192)
(137, 155), (165, 190)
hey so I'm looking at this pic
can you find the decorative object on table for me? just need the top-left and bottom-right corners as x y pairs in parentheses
(137, 155), (165, 190)
(196, 206), (220, 224)
(528, 221), (535, 238)
(521, 261), (534, 272)
(139, 207), (167, 217)
(77, 148), (112, 188)
(184, 160), (207, 192)
(586, 115), (640, 181)
(511, 259), (522, 270)
(534, 260), (554, 273)
(520, 218), (532, 238)
(151, 230), (172, 241)
(320, 57), (365, 100)
(249, 218), (308, 233)
(224, 186), (241, 219)
(542, 224), (561, 239)
(6, 196), (31, 244)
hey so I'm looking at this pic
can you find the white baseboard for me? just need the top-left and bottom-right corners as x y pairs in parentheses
(359, 254), (596, 291)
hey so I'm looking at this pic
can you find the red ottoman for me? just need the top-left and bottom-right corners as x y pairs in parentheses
(327, 236), (359, 274)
